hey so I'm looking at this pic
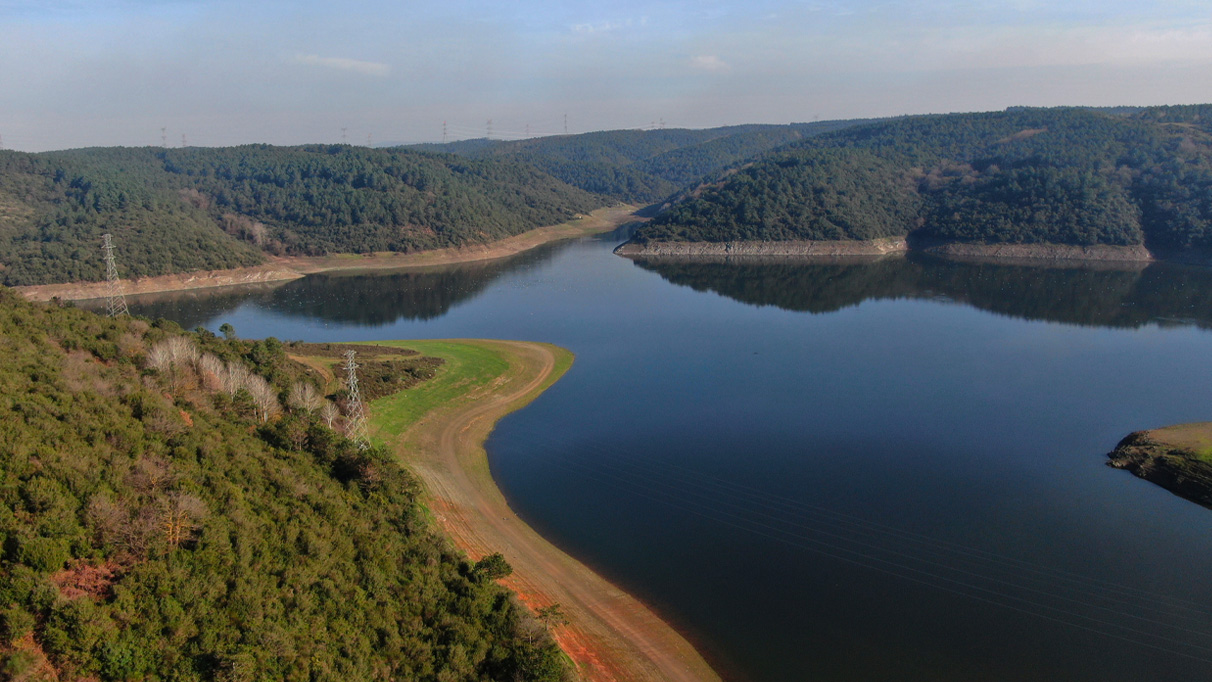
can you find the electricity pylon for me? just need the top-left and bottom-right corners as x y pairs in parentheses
(101, 233), (129, 317)
(343, 350), (369, 448)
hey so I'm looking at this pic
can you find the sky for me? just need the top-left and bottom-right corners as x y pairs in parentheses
(3, 0), (1212, 151)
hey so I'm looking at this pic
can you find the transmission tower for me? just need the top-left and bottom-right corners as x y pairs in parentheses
(181, 133), (187, 148)
(442, 120), (447, 143)
(366, 132), (373, 147)
(161, 127), (167, 147)
(343, 350), (370, 448)
(101, 233), (129, 317)
(341, 127), (348, 143)
(487, 119), (493, 139)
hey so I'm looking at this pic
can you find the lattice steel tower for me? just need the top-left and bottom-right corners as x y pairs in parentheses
(343, 349), (369, 448)
(101, 233), (129, 317)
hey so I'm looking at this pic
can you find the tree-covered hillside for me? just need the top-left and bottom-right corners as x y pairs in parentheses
(0, 290), (569, 681)
(633, 106), (1212, 254)
(408, 121), (869, 204)
(0, 145), (605, 286)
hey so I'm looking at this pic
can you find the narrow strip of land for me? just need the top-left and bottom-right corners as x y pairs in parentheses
(368, 340), (720, 682)
(14, 205), (638, 302)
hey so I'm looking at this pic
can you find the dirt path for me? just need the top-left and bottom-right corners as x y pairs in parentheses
(15, 205), (639, 302)
(387, 340), (719, 682)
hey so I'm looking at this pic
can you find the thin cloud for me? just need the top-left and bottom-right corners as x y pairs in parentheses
(570, 17), (647, 35)
(293, 54), (390, 77)
(690, 55), (730, 73)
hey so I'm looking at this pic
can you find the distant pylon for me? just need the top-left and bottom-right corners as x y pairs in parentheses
(487, 119), (493, 139)
(343, 349), (369, 449)
(342, 127), (348, 143)
(367, 132), (373, 147)
(101, 233), (129, 318)
(442, 120), (447, 143)
(181, 133), (187, 147)
(161, 127), (167, 147)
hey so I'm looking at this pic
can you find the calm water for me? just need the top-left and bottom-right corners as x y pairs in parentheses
(119, 236), (1212, 682)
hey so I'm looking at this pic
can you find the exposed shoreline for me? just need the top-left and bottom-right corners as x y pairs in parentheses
(368, 339), (720, 682)
(615, 238), (1160, 264)
(1108, 423), (1212, 510)
(13, 205), (638, 303)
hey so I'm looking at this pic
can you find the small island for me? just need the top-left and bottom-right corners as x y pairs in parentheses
(1108, 423), (1212, 509)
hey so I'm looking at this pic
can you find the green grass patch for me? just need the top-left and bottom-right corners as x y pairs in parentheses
(364, 340), (511, 441)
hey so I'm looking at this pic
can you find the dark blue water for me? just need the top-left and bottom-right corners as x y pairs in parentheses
(121, 236), (1212, 682)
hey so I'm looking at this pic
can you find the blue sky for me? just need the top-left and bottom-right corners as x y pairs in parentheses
(3, 0), (1212, 151)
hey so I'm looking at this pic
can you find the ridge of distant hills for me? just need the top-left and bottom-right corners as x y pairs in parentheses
(405, 120), (870, 204)
(6, 106), (1212, 288)
(0, 145), (604, 286)
(630, 105), (1212, 256)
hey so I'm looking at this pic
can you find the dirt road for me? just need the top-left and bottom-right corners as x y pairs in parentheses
(387, 340), (720, 682)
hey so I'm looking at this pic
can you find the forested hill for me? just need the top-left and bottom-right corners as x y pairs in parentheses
(0, 288), (569, 680)
(0, 145), (604, 286)
(406, 120), (869, 204)
(633, 105), (1212, 254)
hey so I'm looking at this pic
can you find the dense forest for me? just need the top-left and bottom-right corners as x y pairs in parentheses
(0, 289), (569, 680)
(0, 145), (604, 286)
(408, 121), (868, 204)
(634, 105), (1212, 254)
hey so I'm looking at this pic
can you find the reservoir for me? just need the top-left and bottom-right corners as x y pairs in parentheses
(122, 233), (1212, 681)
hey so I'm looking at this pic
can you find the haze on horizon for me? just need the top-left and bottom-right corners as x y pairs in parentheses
(3, 0), (1212, 152)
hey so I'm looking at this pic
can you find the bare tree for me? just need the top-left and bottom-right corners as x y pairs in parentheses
(245, 373), (281, 423)
(145, 336), (201, 390)
(287, 381), (324, 413)
(126, 456), (174, 494)
(319, 401), (340, 428)
(159, 493), (208, 551)
(196, 353), (225, 391)
(222, 361), (254, 397)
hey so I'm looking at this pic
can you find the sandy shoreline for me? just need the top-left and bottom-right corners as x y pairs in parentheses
(615, 238), (1158, 263)
(14, 205), (638, 302)
(370, 340), (720, 682)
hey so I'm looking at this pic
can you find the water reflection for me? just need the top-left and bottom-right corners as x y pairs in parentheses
(629, 254), (1212, 329)
(118, 244), (560, 328)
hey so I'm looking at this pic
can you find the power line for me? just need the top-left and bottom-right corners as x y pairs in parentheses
(101, 233), (129, 318)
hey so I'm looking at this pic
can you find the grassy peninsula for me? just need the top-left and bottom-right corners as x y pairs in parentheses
(1108, 423), (1212, 509)
(0, 289), (573, 680)
(626, 105), (1212, 261)
(366, 340), (720, 682)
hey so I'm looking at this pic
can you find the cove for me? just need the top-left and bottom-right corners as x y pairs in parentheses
(117, 233), (1212, 682)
